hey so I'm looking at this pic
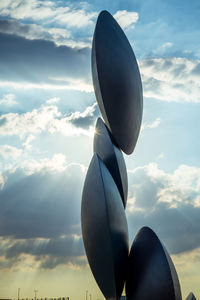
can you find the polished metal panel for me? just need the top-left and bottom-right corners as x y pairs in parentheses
(93, 117), (128, 207)
(81, 154), (129, 300)
(186, 293), (196, 300)
(125, 227), (182, 300)
(92, 10), (143, 154)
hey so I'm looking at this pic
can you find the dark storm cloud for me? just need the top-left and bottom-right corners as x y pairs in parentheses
(0, 235), (86, 269)
(4, 235), (86, 269)
(0, 164), (86, 269)
(127, 203), (200, 255)
(5, 235), (84, 259)
(0, 20), (41, 36)
(0, 165), (84, 239)
(40, 255), (86, 269)
(127, 165), (200, 255)
(1, 159), (200, 269)
(0, 32), (90, 85)
(0, 19), (72, 48)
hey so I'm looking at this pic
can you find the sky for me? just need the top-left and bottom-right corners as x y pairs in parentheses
(0, 0), (200, 299)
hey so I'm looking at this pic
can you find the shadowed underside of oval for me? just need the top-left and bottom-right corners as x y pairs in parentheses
(125, 227), (182, 300)
(92, 10), (143, 155)
(81, 154), (129, 300)
(186, 293), (196, 300)
(93, 117), (128, 207)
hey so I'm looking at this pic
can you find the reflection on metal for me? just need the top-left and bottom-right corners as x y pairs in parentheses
(94, 118), (128, 207)
(92, 10), (143, 155)
(81, 154), (129, 300)
(125, 227), (182, 300)
(185, 293), (196, 300)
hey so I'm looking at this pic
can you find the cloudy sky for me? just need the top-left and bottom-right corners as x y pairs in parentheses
(0, 0), (200, 299)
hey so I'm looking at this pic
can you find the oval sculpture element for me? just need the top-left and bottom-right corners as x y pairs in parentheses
(126, 227), (182, 300)
(186, 293), (196, 300)
(81, 154), (129, 300)
(92, 10), (143, 155)
(94, 117), (128, 207)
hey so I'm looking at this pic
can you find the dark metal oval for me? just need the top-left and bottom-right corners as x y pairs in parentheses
(93, 117), (128, 207)
(125, 226), (182, 300)
(92, 10), (143, 155)
(81, 154), (129, 300)
(186, 293), (196, 300)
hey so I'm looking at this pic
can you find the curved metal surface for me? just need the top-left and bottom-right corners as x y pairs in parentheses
(186, 293), (196, 300)
(93, 117), (128, 207)
(81, 154), (129, 300)
(92, 10), (143, 155)
(125, 227), (182, 300)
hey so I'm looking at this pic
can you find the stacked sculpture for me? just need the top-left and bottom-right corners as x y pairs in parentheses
(81, 10), (182, 300)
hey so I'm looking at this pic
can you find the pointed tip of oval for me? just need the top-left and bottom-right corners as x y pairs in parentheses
(96, 10), (114, 26)
(139, 226), (154, 234)
(136, 226), (160, 243)
(96, 117), (103, 126)
(98, 10), (112, 18)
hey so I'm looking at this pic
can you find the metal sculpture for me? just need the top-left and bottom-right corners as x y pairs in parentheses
(125, 227), (182, 300)
(185, 293), (197, 300)
(81, 154), (129, 299)
(81, 9), (182, 300)
(94, 117), (128, 207)
(92, 10), (143, 155)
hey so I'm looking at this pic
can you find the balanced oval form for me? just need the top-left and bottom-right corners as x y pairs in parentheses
(186, 293), (196, 300)
(81, 154), (129, 300)
(93, 117), (128, 207)
(125, 227), (182, 300)
(92, 10), (143, 155)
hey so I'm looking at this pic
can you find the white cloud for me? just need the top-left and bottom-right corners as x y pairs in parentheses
(128, 163), (200, 211)
(22, 134), (36, 150)
(46, 97), (60, 104)
(156, 165), (200, 207)
(0, 94), (17, 106)
(0, 171), (4, 188)
(0, 1), (96, 48)
(17, 155), (87, 177)
(0, 79), (93, 92)
(140, 57), (200, 102)
(114, 10), (139, 29)
(161, 42), (173, 49)
(20, 153), (67, 175)
(141, 117), (161, 131)
(127, 163), (200, 254)
(53, 6), (97, 28)
(48, 102), (98, 136)
(158, 152), (165, 159)
(153, 42), (173, 55)
(0, 20), (72, 46)
(48, 77), (93, 92)
(0, 0), (97, 28)
(0, 103), (98, 139)
(0, 145), (22, 160)
(0, 105), (61, 138)
(66, 102), (97, 125)
(0, 19), (92, 48)
(1, 0), (55, 21)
